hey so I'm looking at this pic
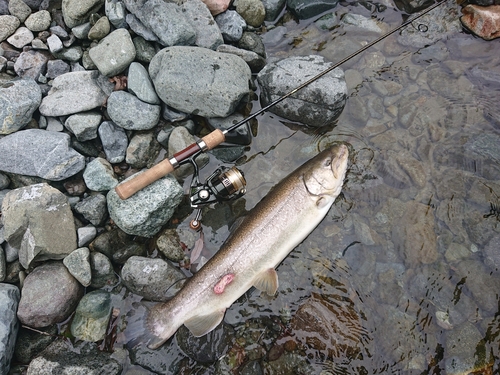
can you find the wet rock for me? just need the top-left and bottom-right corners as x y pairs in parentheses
(0, 15), (21, 42)
(156, 228), (196, 262)
(2, 183), (77, 268)
(24, 10), (51, 32)
(112, 242), (147, 264)
(17, 262), (83, 328)
(215, 10), (246, 42)
(71, 290), (112, 342)
(341, 13), (384, 34)
(0, 130), (85, 181)
(290, 292), (367, 359)
(64, 111), (101, 141)
(238, 31), (266, 57)
(83, 157), (119, 192)
(7, 27), (34, 48)
(107, 173), (183, 236)
(168, 126), (210, 178)
(149, 46), (251, 117)
(176, 323), (234, 363)
(257, 55), (347, 127)
(263, 352), (315, 374)
(136, 0), (196, 47)
(286, 0), (339, 19)
(377, 149), (428, 189)
(8, 0), (32, 22)
(121, 256), (185, 301)
(0, 78), (42, 134)
(392, 200), (438, 265)
(14, 325), (57, 365)
(74, 193), (107, 225)
(461, 4), (500, 40)
(126, 132), (161, 169)
(39, 70), (112, 116)
(107, 90), (160, 130)
(88, 15), (110, 40)
(236, 0), (266, 27)
(127, 62), (160, 105)
(397, 0), (461, 48)
(0, 284), (20, 374)
(217, 44), (266, 72)
(445, 321), (490, 375)
(182, 0), (224, 50)
(14, 49), (50, 80)
(62, 0), (105, 28)
(89, 228), (130, 258)
(262, 0), (286, 21)
(208, 112), (252, 145)
(89, 28), (136, 77)
(63, 247), (92, 287)
(26, 340), (121, 374)
(453, 259), (500, 312)
(90, 251), (117, 288)
(98, 121), (128, 163)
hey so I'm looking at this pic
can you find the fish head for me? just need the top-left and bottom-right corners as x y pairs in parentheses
(303, 143), (349, 199)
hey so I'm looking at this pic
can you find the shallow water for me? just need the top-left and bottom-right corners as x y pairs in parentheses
(119, 1), (500, 373)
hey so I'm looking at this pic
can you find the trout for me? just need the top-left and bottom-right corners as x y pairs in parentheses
(133, 144), (349, 349)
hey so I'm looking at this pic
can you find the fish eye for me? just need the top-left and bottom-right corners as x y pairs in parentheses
(324, 158), (332, 167)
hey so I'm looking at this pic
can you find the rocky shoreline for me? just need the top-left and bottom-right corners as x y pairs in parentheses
(1, 0), (500, 373)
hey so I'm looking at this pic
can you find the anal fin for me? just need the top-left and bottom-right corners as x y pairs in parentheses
(253, 268), (279, 296)
(184, 310), (225, 337)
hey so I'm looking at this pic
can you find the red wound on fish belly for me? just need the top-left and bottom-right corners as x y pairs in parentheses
(213, 273), (235, 294)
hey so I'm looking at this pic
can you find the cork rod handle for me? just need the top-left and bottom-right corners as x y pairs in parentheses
(114, 129), (225, 200)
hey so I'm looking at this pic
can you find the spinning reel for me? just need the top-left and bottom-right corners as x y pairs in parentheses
(188, 160), (247, 230)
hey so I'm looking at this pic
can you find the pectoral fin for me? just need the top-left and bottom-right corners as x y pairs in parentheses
(253, 268), (279, 296)
(184, 310), (225, 337)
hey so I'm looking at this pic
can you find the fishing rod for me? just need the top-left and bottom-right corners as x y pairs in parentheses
(115, 0), (448, 205)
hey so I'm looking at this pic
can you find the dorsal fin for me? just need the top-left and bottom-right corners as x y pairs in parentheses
(253, 268), (279, 296)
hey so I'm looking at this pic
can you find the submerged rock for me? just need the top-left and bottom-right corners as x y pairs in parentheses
(257, 55), (347, 127)
(71, 290), (112, 342)
(461, 4), (500, 40)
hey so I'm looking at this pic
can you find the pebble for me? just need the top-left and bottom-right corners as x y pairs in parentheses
(132, 35), (157, 63)
(75, 194), (108, 225)
(125, 131), (161, 169)
(149, 46), (251, 117)
(0, 78), (42, 135)
(127, 61), (160, 104)
(46, 59), (70, 79)
(62, 0), (105, 28)
(89, 28), (136, 77)
(64, 111), (101, 141)
(13, 50), (50, 80)
(257, 55), (347, 127)
(72, 22), (91, 39)
(54, 46), (84, 62)
(17, 261), (83, 327)
(14, 325), (57, 365)
(8, 0), (32, 23)
(182, 0), (224, 50)
(82, 157), (119, 191)
(39, 70), (113, 116)
(0, 129), (85, 181)
(1, 183), (78, 268)
(47, 34), (63, 53)
(107, 90), (160, 130)
(71, 290), (112, 342)
(88, 15), (111, 40)
(461, 4), (500, 40)
(105, 0), (127, 28)
(0, 15), (21, 42)
(215, 10), (246, 42)
(90, 251), (117, 288)
(125, 13), (159, 42)
(77, 225), (97, 247)
(98, 121), (129, 163)
(24, 10), (52, 32)
(63, 247), (92, 287)
(202, 0), (230, 15)
(7, 27), (34, 48)
(89, 228), (130, 259)
(238, 31), (266, 57)
(106, 173), (183, 237)
(235, 0), (266, 27)
(121, 256), (186, 301)
(217, 43), (266, 72)
(0, 284), (20, 374)
(156, 228), (190, 262)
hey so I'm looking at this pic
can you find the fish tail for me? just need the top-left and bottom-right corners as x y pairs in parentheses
(122, 301), (169, 350)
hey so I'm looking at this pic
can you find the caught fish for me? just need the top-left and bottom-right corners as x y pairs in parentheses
(131, 144), (349, 349)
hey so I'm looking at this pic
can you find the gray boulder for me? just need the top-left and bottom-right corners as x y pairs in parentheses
(39, 70), (113, 116)
(98, 121), (128, 163)
(17, 262), (83, 327)
(127, 62), (160, 105)
(121, 256), (185, 301)
(215, 10), (246, 42)
(149, 46), (251, 117)
(13, 50), (49, 80)
(257, 55), (347, 127)
(107, 173), (183, 237)
(1, 183), (77, 269)
(83, 157), (119, 191)
(0, 78), (42, 135)
(88, 28), (136, 77)
(64, 111), (101, 141)
(0, 284), (20, 375)
(0, 129), (85, 181)
(63, 247), (92, 287)
(107, 90), (160, 130)
(74, 193), (107, 226)
(181, 0), (223, 50)
(62, 0), (105, 28)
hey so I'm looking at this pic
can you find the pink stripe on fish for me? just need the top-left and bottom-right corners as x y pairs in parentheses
(213, 273), (235, 294)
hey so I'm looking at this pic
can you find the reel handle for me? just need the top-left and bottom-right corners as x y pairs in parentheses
(115, 129), (226, 200)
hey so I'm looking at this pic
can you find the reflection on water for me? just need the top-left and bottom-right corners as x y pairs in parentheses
(120, 0), (500, 373)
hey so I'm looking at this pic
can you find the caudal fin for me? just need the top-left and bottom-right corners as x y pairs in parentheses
(121, 301), (168, 350)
